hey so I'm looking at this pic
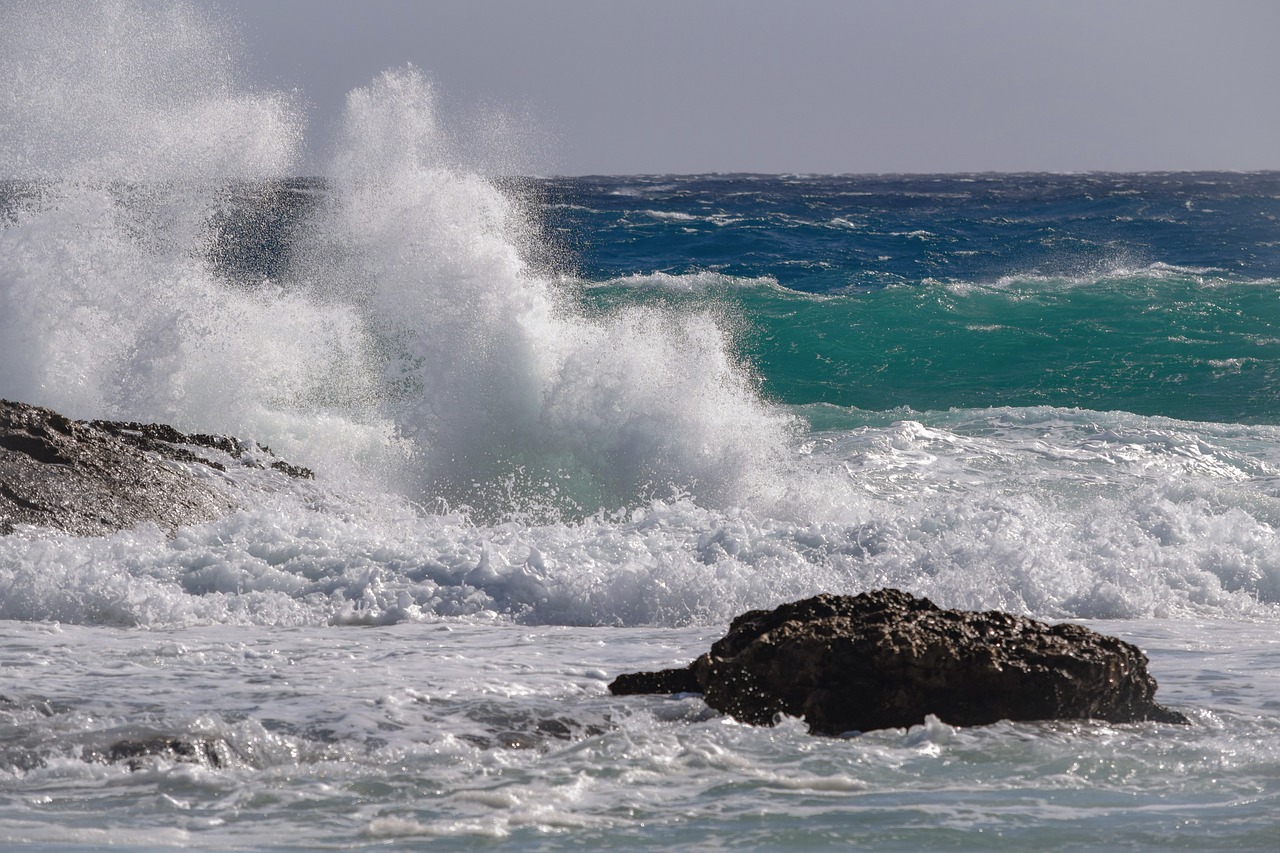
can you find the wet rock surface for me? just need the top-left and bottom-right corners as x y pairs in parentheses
(1, 399), (312, 536)
(611, 589), (1188, 734)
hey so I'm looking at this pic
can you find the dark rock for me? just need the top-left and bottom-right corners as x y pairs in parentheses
(610, 589), (1188, 734)
(608, 666), (701, 696)
(1, 399), (312, 536)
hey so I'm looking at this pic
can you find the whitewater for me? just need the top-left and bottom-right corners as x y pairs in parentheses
(2, 2), (1279, 849)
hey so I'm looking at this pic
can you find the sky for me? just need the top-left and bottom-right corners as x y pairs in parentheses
(221, 0), (1280, 176)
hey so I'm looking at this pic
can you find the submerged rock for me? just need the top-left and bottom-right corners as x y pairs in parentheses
(92, 736), (228, 771)
(456, 700), (615, 751)
(0, 399), (312, 536)
(611, 589), (1188, 734)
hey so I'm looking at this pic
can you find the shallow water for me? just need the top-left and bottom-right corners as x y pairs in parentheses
(2, 619), (1278, 850)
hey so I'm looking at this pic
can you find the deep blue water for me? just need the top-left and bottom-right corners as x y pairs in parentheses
(538, 172), (1280, 290)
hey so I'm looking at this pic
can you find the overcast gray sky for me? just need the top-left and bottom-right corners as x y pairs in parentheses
(221, 0), (1280, 176)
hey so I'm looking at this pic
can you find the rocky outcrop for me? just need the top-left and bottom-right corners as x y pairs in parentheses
(0, 399), (311, 536)
(611, 589), (1187, 734)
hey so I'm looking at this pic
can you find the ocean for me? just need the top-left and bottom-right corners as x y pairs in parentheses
(2, 3), (1280, 850)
